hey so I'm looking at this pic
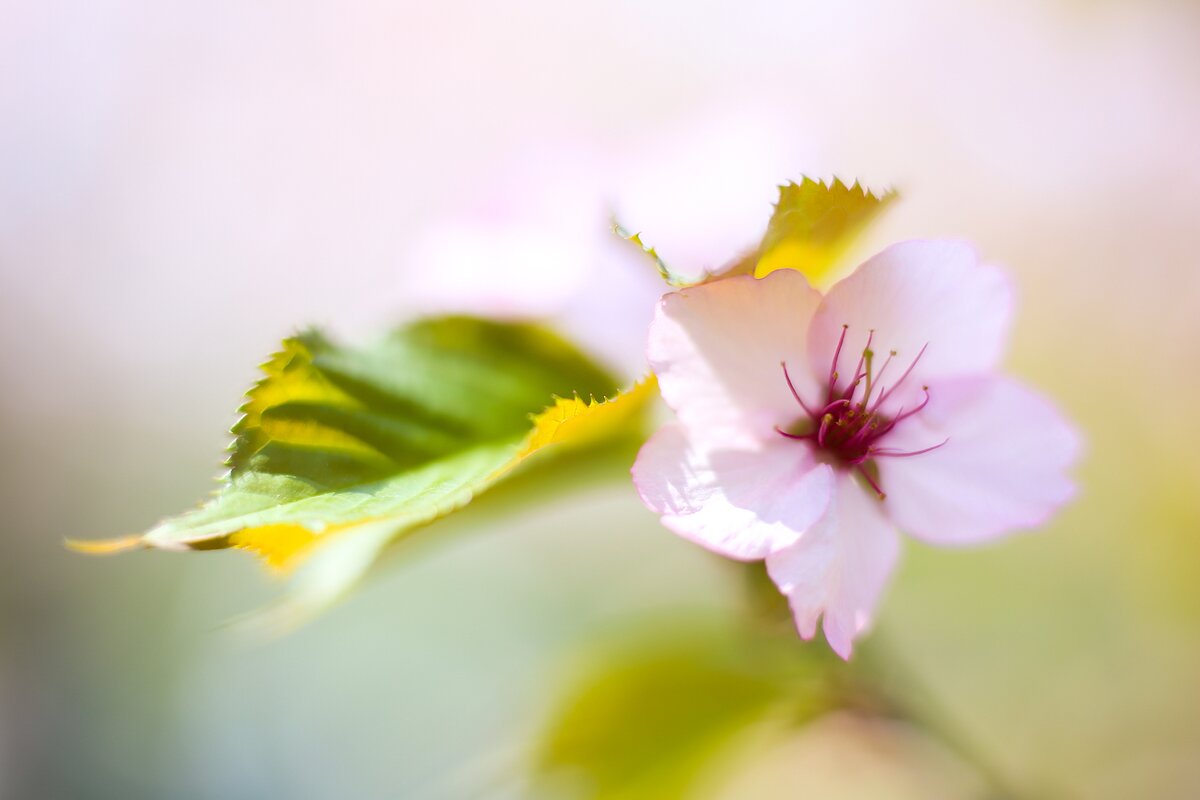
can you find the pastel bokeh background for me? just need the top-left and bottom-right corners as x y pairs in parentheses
(3, 0), (1199, 797)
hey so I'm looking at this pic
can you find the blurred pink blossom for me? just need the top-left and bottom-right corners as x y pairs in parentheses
(632, 241), (1080, 657)
(401, 107), (824, 376)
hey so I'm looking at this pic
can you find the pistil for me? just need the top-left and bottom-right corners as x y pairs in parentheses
(777, 327), (947, 498)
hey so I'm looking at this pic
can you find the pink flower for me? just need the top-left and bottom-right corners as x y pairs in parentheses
(632, 240), (1080, 658)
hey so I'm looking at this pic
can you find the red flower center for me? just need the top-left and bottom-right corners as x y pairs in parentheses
(778, 325), (947, 499)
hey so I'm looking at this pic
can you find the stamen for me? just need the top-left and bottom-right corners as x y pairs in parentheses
(871, 412), (902, 439)
(842, 415), (880, 451)
(869, 389), (930, 440)
(861, 347), (876, 406)
(817, 413), (834, 447)
(842, 330), (875, 403)
(874, 350), (897, 385)
(888, 387), (931, 425)
(842, 372), (866, 403)
(776, 329), (943, 502)
(875, 342), (929, 408)
(870, 437), (950, 458)
(817, 398), (851, 416)
(781, 361), (815, 416)
(867, 350), (897, 409)
(851, 330), (875, 386)
(828, 325), (849, 399)
(856, 464), (886, 500)
(869, 385), (887, 413)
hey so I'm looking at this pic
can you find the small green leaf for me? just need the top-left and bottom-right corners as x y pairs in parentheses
(72, 317), (654, 625)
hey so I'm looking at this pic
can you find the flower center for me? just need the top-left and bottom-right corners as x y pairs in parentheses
(777, 325), (947, 499)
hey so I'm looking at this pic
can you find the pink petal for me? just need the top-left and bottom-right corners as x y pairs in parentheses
(808, 240), (1013, 410)
(877, 376), (1081, 545)
(648, 270), (825, 443)
(632, 423), (834, 561)
(766, 476), (901, 659)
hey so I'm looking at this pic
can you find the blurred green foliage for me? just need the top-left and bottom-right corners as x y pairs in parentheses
(534, 614), (846, 799)
(145, 317), (618, 549)
(76, 316), (659, 630)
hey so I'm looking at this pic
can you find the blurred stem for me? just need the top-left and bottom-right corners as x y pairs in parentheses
(855, 632), (1064, 800)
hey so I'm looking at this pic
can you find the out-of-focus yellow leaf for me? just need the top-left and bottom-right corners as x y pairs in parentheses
(616, 176), (895, 290)
(534, 614), (844, 800)
(517, 376), (657, 461)
(65, 534), (144, 556)
(755, 177), (897, 286)
(228, 523), (322, 571)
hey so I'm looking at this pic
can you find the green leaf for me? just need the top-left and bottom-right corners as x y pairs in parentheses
(534, 616), (844, 800)
(616, 176), (895, 289)
(71, 317), (655, 626)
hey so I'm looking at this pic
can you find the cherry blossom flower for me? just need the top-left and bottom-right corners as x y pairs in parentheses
(632, 240), (1080, 658)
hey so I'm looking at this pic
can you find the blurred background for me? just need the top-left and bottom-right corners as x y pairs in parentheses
(2, 0), (1199, 797)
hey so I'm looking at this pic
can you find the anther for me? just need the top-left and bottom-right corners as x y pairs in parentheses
(817, 413), (834, 447)
(856, 464), (887, 500)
